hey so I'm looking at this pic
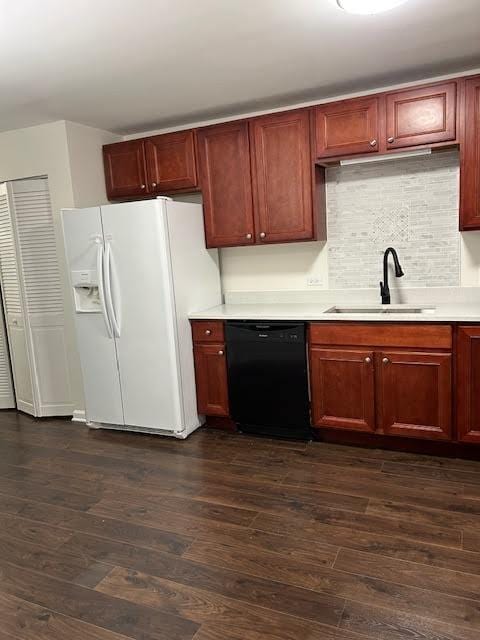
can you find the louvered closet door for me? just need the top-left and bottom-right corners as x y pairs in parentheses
(0, 184), (29, 410)
(10, 179), (72, 416)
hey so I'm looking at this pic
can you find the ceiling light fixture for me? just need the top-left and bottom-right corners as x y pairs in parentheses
(336, 0), (408, 14)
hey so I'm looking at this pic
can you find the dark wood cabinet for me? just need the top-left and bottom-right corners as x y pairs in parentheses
(460, 76), (480, 230)
(385, 81), (457, 149)
(456, 326), (480, 443)
(309, 323), (453, 442)
(104, 131), (198, 200)
(310, 347), (375, 432)
(196, 120), (255, 248)
(144, 130), (197, 193)
(377, 350), (452, 441)
(315, 97), (380, 158)
(250, 109), (316, 244)
(193, 343), (229, 416)
(103, 140), (147, 199)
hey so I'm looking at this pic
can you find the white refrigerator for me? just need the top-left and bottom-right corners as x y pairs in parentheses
(61, 198), (221, 438)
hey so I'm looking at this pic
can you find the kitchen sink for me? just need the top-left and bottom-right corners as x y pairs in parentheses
(324, 306), (436, 315)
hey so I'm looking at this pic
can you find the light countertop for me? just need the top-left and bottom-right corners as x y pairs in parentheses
(189, 302), (480, 323)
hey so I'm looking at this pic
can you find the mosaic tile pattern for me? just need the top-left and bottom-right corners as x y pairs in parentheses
(326, 150), (460, 289)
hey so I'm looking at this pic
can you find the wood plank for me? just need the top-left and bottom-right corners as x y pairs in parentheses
(0, 559), (199, 640)
(60, 532), (344, 627)
(91, 493), (258, 527)
(98, 567), (362, 640)
(0, 497), (193, 555)
(383, 460), (480, 485)
(232, 447), (384, 471)
(285, 460), (463, 495)
(252, 504), (462, 547)
(340, 600), (479, 640)
(0, 512), (72, 549)
(0, 532), (113, 588)
(183, 539), (480, 630)
(0, 591), (133, 640)
(99, 481), (368, 522)
(367, 499), (480, 530)
(335, 547), (480, 601)
(0, 475), (100, 511)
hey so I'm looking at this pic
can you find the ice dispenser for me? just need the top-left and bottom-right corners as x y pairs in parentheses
(71, 270), (101, 312)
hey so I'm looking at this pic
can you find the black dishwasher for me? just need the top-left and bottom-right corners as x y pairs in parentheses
(226, 321), (311, 440)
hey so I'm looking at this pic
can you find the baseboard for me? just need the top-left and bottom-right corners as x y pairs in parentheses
(72, 410), (86, 423)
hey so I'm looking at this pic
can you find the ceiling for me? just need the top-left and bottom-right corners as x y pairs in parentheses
(1, 0), (480, 135)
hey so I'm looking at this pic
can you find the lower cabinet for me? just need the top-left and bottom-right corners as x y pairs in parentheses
(310, 348), (375, 432)
(309, 324), (453, 442)
(193, 343), (229, 416)
(376, 351), (452, 440)
(457, 326), (480, 443)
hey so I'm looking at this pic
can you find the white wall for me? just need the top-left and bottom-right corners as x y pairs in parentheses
(0, 120), (121, 414)
(65, 121), (121, 207)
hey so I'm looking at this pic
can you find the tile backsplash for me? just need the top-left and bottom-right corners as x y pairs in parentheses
(326, 150), (460, 289)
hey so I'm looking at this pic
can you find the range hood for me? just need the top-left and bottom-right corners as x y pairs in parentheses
(340, 148), (431, 166)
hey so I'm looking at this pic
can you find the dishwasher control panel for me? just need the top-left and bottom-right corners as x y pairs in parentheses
(226, 321), (305, 343)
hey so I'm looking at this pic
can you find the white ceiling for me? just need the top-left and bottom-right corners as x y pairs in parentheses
(1, 0), (479, 135)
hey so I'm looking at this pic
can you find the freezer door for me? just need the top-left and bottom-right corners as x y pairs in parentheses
(61, 207), (124, 425)
(100, 200), (183, 431)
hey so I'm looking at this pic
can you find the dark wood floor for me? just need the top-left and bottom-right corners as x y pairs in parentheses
(1, 413), (480, 639)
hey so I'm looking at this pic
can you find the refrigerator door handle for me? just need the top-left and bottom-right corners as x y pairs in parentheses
(96, 238), (113, 338)
(104, 240), (121, 338)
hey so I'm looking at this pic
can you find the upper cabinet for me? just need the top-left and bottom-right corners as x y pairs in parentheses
(385, 81), (457, 149)
(197, 109), (325, 248)
(196, 120), (255, 248)
(103, 140), (148, 199)
(460, 75), (480, 230)
(315, 97), (379, 158)
(314, 80), (458, 161)
(144, 130), (197, 193)
(102, 74), (480, 243)
(104, 131), (198, 200)
(250, 109), (316, 244)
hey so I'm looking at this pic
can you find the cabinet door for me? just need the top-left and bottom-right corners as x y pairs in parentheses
(377, 351), (452, 440)
(197, 121), (255, 248)
(193, 343), (229, 416)
(310, 348), (375, 432)
(145, 130), (197, 193)
(385, 82), (457, 149)
(457, 327), (480, 443)
(315, 97), (379, 158)
(250, 109), (314, 244)
(460, 76), (480, 230)
(103, 140), (148, 199)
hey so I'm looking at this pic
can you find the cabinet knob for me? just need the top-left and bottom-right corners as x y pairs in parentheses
(369, 139), (377, 147)
(218, 350), (224, 356)
(152, 182), (157, 188)
(387, 137), (395, 143)
(205, 329), (212, 336)
(382, 357), (390, 364)
(259, 232), (266, 239)
(246, 233), (252, 240)
(365, 357), (371, 364)
(140, 184), (146, 189)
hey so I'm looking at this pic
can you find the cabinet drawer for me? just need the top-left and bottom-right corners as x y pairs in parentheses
(192, 320), (225, 343)
(309, 323), (452, 350)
